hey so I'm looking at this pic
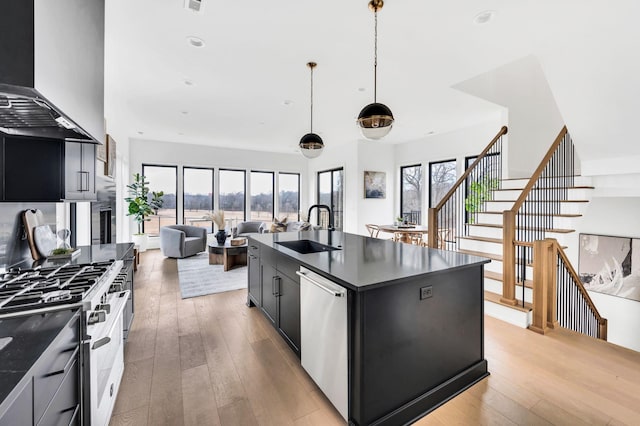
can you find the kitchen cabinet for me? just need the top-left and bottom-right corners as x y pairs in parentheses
(249, 240), (301, 356)
(0, 309), (81, 426)
(0, 134), (64, 202)
(64, 142), (96, 201)
(247, 243), (261, 307)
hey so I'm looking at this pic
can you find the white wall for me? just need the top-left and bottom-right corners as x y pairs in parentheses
(454, 56), (565, 179)
(573, 196), (640, 351)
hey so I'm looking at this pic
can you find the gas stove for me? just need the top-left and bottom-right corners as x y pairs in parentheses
(0, 260), (121, 315)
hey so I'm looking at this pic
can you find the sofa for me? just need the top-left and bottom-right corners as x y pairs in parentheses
(231, 221), (267, 238)
(160, 225), (207, 258)
(264, 220), (313, 233)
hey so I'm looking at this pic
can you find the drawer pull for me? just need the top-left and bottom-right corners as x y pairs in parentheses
(67, 404), (80, 426)
(46, 346), (78, 377)
(92, 336), (111, 350)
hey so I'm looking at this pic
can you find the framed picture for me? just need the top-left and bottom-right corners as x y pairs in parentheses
(96, 135), (107, 162)
(364, 171), (386, 199)
(578, 233), (640, 302)
(105, 135), (116, 178)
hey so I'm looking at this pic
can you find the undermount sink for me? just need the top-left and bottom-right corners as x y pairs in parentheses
(276, 240), (341, 254)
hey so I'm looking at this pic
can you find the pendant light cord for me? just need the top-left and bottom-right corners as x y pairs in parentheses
(310, 65), (315, 133)
(373, 7), (378, 103)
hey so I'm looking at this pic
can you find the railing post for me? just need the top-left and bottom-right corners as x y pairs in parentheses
(546, 239), (559, 330)
(501, 210), (517, 305)
(427, 208), (438, 248)
(599, 319), (608, 341)
(530, 239), (550, 334)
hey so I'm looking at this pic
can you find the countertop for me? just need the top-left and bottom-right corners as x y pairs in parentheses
(250, 231), (490, 291)
(0, 308), (78, 406)
(13, 242), (134, 270)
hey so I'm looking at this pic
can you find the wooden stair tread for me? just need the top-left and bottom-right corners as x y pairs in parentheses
(459, 235), (502, 244)
(478, 211), (583, 218)
(484, 290), (532, 312)
(458, 249), (533, 266)
(470, 223), (575, 234)
(485, 271), (533, 288)
(495, 185), (594, 191)
(486, 199), (590, 203)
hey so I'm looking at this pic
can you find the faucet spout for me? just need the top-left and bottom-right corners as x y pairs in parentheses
(307, 204), (334, 231)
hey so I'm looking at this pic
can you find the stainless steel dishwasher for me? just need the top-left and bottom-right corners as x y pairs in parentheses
(297, 267), (348, 421)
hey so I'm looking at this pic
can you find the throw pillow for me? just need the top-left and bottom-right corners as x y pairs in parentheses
(270, 217), (288, 233)
(298, 221), (312, 231)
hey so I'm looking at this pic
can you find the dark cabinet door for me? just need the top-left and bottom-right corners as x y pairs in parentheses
(248, 253), (261, 306)
(277, 273), (300, 354)
(65, 142), (96, 200)
(261, 263), (277, 326)
(0, 379), (33, 426)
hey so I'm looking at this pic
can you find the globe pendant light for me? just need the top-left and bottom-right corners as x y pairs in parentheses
(357, 0), (394, 140)
(300, 62), (324, 159)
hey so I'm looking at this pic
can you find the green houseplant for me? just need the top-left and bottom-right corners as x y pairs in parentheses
(464, 177), (498, 223)
(125, 173), (164, 251)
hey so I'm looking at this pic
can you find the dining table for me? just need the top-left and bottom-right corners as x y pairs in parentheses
(378, 224), (429, 244)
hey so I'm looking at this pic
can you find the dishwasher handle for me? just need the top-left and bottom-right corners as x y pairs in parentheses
(296, 271), (345, 297)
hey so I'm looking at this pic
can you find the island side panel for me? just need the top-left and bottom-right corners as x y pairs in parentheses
(351, 264), (487, 425)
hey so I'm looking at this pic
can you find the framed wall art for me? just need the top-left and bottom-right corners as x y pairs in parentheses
(364, 171), (386, 199)
(578, 233), (640, 302)
(96, 135), (108, 162)
(105, 135), (116, 178)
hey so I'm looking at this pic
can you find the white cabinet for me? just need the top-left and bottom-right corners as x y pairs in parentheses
(64, 142), (96, 200)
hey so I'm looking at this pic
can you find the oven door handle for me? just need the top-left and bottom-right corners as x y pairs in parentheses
(91, 290), (130, 351)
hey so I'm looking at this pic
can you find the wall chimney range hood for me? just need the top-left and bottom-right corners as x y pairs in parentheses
(0, 0), (105, 143)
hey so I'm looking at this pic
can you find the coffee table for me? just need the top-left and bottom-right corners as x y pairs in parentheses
(208, 241), (248, 271)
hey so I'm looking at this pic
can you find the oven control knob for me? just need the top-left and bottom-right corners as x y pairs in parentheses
(88, 310), (107, 325)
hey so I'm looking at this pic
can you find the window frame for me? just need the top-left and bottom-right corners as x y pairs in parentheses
(218, 168), (247, 222)
(141, 163), (178, 235)
(316, 167), (344, 230)
(278, 172), (301, 221)
(428, 159), (457, 208)
(250, 170), (275, 221)
(182, 166), (215, 228)
(400, 164), (423, 224)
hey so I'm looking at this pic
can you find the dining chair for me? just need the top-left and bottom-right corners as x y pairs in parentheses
(365, 224), (380, 238)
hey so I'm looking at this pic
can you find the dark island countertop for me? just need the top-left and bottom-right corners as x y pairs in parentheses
(250, 230), (490, 291)
(13, 242), (134, 270)
(0, 309), (78, 407)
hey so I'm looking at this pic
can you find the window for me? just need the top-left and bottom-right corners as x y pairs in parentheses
(400, 165), (422, 224)
(142, 164), (177, 236)
(278, 173), (300, 222)
(429, 160), (456, 208)
(183, 167), (214, 232)
(317, 168), (344, 230)
(219, 169), (246, 227)
(250, 171), (274, 221)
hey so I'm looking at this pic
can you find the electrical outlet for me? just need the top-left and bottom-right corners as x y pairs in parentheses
(420, 286), (433, 300)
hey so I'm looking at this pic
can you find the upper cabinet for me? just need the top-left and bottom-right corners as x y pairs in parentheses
(64, 142), (96, 201)
(0, 135), (96, 202)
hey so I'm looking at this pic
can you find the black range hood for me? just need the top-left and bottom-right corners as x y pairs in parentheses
(0, 0), (105, 143)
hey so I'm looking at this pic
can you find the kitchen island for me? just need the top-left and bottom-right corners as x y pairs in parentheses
(248, 230), (490, 426)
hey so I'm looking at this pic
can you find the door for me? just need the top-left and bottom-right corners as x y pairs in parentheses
(65, 142), (83, 199)
(261, 263), (277, 325)
(277, 273), (300, 353)
(248, 252), (261, 306)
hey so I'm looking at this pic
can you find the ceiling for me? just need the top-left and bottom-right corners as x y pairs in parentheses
(104, 0), (640, 159)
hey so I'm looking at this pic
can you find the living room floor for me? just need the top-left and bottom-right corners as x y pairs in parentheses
(110, 249), (640, 426)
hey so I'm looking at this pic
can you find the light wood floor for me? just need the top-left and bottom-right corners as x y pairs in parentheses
(110, 249), (640, 426)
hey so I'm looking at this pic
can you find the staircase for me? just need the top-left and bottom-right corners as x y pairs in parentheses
(427, 126), (606, 337)
(457, 175), (594, 328)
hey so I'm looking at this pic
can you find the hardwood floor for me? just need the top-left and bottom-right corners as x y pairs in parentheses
(110, 249), (640, 426)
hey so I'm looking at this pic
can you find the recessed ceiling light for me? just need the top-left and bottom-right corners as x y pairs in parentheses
(178, 132), (184, 136)
(358, 87), (366, 92)
(181, 111), (188, 115)
(283, 100), (293, 105)
(186, 36), (205, 48)
(184, 79), (194, 86)
(474, 10), (496, 25)
(137, 131), (144, 135)
(428, 131), (435, 135)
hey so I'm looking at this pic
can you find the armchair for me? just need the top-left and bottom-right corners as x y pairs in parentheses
(160, 225), (207, 258)
(231, 221), (267, 237)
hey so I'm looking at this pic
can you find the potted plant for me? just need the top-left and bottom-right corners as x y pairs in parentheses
(209, 210), (227, 245)
(125, 173), (164, 252)
(464, 177), (498, 223)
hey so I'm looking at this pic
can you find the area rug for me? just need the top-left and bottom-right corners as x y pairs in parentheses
(177, 252), (248, 299)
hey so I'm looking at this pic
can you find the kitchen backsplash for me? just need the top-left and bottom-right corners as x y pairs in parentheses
(0, 203), (57, 270)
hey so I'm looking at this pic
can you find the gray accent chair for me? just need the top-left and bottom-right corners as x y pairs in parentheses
(231, 221), (267, 238)
(160, 225), (207, 258)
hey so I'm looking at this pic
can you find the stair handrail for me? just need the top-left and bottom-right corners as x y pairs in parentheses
(427, 126), (508, 249)
(502, 126), (575, 305)
(530, 238), (607, 340)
